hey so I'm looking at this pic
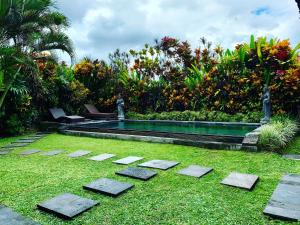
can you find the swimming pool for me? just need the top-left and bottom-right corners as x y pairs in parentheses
(78, 120), (256, 136)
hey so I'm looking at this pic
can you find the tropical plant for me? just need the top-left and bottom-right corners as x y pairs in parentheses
(258, 117), (298, 152)
(0, 0), (74, 61)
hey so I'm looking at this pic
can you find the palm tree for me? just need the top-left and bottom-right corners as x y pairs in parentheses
(0, 0), (74, 110)
(0, 0), (74, 60)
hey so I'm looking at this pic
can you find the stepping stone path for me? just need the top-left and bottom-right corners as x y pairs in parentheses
(116, 167), (157, 181)
(19, 149), (41, 156)
(88, 153), (115, 161)
(68, 150), (91, 158)
(0, 205), (40, 224)
(83, 178), (134, 197)
(40, 150), (65, 156)
(139, 160), (180, 170)
(221, 172), (259, 190)
(282, 154), (300, 161)
(37, 193), (99, 220)
(177, 165), (213, 178)
(113, 156), (144, 165)
(264, 174), (300, 221)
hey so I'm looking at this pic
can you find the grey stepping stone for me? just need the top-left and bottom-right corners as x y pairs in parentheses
(83, 178), (134, 197)
(88, 153), (115, 161)
(0, 150), (10, 155)
(264, 174), (300, 221)
(113, 156), (144, 165)
(37, 193), (99, 219)
(221, 172), (259, 190)
(283, 154), (300, 161)
(116, 167), (157, 181)
(13, 139), (35, 143)
(40, 150), (64, 156)
(19, 149), (41, 156)
(177, 165), (213, 178)
(21, 137), (41, 140)
(0, 205), (40, 224)
(138, 160), (180, 170)
(5, 143), (29, 148)
(68, 150), (91, 158)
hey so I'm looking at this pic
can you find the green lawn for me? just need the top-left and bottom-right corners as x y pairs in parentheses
(0, 134), (300, 225)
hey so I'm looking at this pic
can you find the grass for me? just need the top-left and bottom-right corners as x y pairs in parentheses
(0, 134), (300, 225)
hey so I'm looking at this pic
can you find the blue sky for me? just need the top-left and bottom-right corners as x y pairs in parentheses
(56, 0), (300, 63)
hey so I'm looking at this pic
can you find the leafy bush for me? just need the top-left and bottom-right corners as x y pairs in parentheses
(127, 110), (262, 123)
(258, 117), (298, 152)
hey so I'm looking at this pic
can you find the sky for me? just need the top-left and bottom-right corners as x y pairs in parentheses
(55, 0), (300, 63)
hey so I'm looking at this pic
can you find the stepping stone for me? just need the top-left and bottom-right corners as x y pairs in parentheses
(22, 137), (41, 140)
(221, 172), (259, 190)
(264, 174), (300, 221)
(138, 160), (180, 170)
(177, 165), (213, 178)
(0, 150), (10, 155)
(12, 139), (35, 143)
(83, 178), (134, 197)
(283, 154), (300, 161)
(37, 193), (99, 220)
(4, 143), (29, 148)
(116, 167), (157, 181)
(19, 149), (41, 156)
(0, 205), (40, 225)
(40, 150), (64, 156)
(36, 132), (52, 135)
(68, 150), (91, 158)
(113, 156), (144, 165)
(88, 153), (115, 161)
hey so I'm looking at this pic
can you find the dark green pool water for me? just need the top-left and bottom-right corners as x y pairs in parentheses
(96, 121), (256, 136)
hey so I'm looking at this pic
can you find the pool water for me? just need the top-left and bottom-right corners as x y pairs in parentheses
(92, 121), (256, 136)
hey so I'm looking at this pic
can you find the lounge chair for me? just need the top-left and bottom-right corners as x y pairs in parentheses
(49, 107), (85, 123)
(84, 104), (117, 120)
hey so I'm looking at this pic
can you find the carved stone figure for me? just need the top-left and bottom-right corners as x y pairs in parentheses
(260, 85), (271, 124)
(117, 94), (125, 120)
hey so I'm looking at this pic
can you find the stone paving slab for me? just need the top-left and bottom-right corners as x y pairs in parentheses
(88, 153), (115, 161)
(177, 165), (213, 178)
(138, 160), (180, 170)
(68, 150), (91, 158)
(0, 205), (40, 225)
(13, 139), (36, 144)
(40, 150), (65, 156)
(264, 174), (300, 221)
(4, 143), (29, 148)
(83, 178), (134, 197)
(282, 154), (300, 161)
(116, 167), (157, 181)
(113, 156), (144, 165)
(0, 150), (10, 155)
(221, 172), (259, 190)
(21, 137), (41, 140)
(37, 193), (99, 219)
(19, 149), (41, 156)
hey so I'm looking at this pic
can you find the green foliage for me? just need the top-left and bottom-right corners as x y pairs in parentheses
(127, 110), (262, 123)
(258, 117), (298, 152)
(4, 114), (25, 135)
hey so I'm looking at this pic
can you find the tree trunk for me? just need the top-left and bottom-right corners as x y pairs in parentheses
(0, 66), (21, 110)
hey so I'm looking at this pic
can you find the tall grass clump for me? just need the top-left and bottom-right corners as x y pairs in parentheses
(258, 117), (298, 152)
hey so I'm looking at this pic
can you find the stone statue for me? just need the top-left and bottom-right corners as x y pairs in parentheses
(117, 94), (125, 121)
(260, 85), (271, 124)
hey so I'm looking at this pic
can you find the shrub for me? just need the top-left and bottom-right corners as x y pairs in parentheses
(258, 117), (298, 152)
(126, 110), (262, 123)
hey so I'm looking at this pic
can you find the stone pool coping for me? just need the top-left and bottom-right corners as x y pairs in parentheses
(60, 129), (244, 151)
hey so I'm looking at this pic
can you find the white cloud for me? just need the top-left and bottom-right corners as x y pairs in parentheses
(56, 0), (300, 64)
